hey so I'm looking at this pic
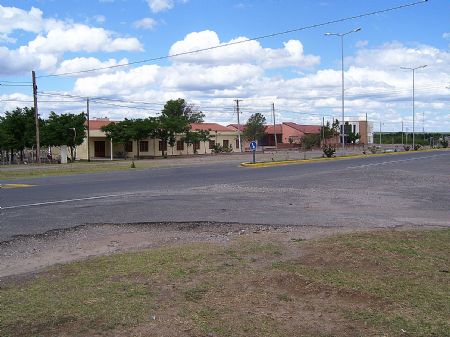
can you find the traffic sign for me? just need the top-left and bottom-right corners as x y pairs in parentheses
(250, 141), (257, 150)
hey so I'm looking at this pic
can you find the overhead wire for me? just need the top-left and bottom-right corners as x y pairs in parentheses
(34, 0), (429, 79)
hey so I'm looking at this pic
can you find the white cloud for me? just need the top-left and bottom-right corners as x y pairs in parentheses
(169, 30), (320, 69)
(133, 18), (157, 30)
(56, 57), (129, 76)
(27, 24), (143, 54)
(443, 32), (450, 39)
(0, 5), (44, 34)
(147, 0), (174, 13)
(94, 15), (106, 24)
(0, 23), (143, 75)
(355, 40), (368, 48)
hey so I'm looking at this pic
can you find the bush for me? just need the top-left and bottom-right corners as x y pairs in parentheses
(368, 146), (378, 154)
(403, 145), (411, 151)
(322, 145), (336, 158)
(211, 144), (233, 154)
(440, 139), (448, 148)
(414, 144), (422, 151)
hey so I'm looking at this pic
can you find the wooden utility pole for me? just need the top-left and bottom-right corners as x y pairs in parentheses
(32, 70), (41, 163)
(234, 99), (243, 152)
(87, 98), (90, 162)
(272, 103), (277, 149)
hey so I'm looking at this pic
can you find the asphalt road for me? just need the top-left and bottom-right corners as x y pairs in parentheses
(1, 151), (449, 242)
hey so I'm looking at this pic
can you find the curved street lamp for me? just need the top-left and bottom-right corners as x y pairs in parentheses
(325, 28), (362, 152)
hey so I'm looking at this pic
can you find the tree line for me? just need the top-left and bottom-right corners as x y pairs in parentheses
(0, 107), (86, 162)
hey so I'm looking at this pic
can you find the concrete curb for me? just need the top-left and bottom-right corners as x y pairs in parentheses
(240, 148), (449, 168)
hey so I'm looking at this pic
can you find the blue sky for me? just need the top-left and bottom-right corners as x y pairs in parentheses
(0, 0), (449, 131)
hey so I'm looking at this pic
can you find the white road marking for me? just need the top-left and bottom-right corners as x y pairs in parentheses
(346, 154), (446, 169)
(1, 192), (136, 210)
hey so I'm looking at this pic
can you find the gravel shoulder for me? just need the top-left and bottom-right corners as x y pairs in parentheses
(0, 221), (444, 281)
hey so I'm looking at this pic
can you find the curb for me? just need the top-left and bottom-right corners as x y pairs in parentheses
(240, 148), (449, 168)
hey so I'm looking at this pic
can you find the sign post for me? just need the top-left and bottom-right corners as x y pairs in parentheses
(250, 140), (257, 164)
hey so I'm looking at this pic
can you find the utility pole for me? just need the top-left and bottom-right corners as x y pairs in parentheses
(272, 103), (277, 149)
(322, 116), (325, 145)
(401, 120), (404, 145)
(234, 99), (243, 152)
(379, 121), (382, 145)
(422, 111), (425, 144)
(32, 70), (41, 163)
(87, 98), (91, 162)
(365, 113), (368, 145)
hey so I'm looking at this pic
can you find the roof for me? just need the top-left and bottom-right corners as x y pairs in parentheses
(265, 124), (283, 134)
(190, 123), (235, 132)
(283, 122), (321, 134)
(227, 124), (245, 132)
(88, 119), (114, 130)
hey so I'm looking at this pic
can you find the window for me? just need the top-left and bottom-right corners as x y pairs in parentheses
(236, 139), (240, 149)
(194, 141), (200, 151)
(140, 141), (148, 152)
(159, 141), (167, 151)
(209, 140), (215, 149)
(176, 140), (184, 151)
(125, 141), (133, 153)
(223, 140), (229, 148)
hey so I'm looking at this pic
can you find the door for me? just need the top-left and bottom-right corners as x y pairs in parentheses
(94, 141), (106, 157)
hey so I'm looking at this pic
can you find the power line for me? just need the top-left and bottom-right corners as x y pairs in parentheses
(34, 0), (428, 79)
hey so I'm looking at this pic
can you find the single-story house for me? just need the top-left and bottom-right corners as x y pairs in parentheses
(75, 119), (242, 160)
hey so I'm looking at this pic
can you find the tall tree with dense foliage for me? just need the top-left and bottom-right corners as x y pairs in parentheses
(161, 98), (204, 123)
(127, 118), (158, 159)
(41, 111), (86, 161)
(243, 113), (267, 142)
(0, 107), (36, 161)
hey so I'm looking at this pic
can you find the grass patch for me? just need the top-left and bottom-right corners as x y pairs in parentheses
(1, 229), (448, 336)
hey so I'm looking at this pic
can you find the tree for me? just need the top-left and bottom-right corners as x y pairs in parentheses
(161, 98), (204, 123)
(243, 113), (267, 142)
(127, 118), (158, 159)
(0, 107), (36, 162)
(41, 112), (87, 161)
(347, 131), (361, 144)
(321, 119), (340, 144)
(183, 130), (202, 154)
(101, 119), (134, 157)
(198, 129), (211, 154)
(301, 134), (321, 150)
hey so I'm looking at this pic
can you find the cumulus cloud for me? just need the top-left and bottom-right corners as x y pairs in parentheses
(0, 22), (143, 75)
(27, 24), (143, 54)
(0, 5), (43, 34)
(133, 18), (157, 30)
(169, 30), (320, 69)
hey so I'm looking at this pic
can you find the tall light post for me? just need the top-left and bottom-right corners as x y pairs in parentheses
(400, 65), (427, 149)
(325, 27), (361, 153)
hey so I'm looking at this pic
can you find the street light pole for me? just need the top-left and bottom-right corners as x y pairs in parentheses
(401, 65), (427, 149)
(325, 28), (361, 154)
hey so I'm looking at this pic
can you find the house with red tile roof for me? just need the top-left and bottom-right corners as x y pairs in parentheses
(76, 119), (241, 160)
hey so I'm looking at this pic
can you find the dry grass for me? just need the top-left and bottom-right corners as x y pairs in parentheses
(1, 228), (449, 337)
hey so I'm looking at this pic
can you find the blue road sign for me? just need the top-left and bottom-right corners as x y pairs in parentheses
(250, 141), (257, 150)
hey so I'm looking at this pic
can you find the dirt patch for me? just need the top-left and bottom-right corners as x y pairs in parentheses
(0, 221), (365, 280)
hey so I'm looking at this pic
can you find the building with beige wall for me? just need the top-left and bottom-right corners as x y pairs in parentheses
(76, 119), (241, 160)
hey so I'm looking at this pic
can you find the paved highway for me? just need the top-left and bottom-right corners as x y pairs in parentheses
(1, 151), (449, 241)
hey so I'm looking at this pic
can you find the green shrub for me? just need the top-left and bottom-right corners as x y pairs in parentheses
(440, 139), (448, 148)
(414, 144), (422, 151)
(322, 145), (336, 158)
(403, 145), (411, 151)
